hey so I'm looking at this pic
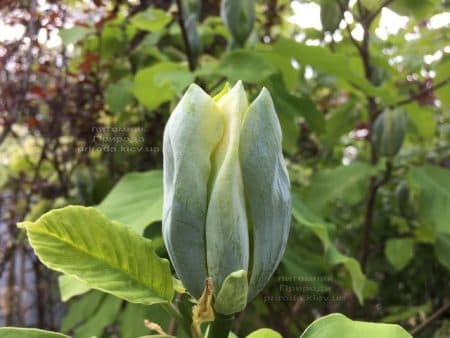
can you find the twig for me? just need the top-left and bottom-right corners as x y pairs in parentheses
(360, 160), (392, 270)
(175, 0), (195, 71)
(386, 78), (450, 111)
(366, 0), (396, 26)
(411, 300), (450, 336)
(337, 1), (363, 53)
(167, 293), (183, 336)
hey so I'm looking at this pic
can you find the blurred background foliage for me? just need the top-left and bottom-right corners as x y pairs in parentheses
(0, 0), (449, 337)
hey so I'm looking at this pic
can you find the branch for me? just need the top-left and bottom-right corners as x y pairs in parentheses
(386, 77), (450, 110)
(366, 0), (396, 26)
(337, 1), (363, 53)
(411, 300), (450, 336)
(175, 0), (195, 71)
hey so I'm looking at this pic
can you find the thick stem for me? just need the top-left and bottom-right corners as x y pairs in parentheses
(207, 314), (234, 338)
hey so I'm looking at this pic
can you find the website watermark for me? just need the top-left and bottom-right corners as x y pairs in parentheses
(77, 126), (160, 153)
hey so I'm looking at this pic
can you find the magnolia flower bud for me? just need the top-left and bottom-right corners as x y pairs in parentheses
(162, 81), (291, 315)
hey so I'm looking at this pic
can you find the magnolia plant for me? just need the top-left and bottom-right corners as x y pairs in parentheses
(4, 83), (413, 338)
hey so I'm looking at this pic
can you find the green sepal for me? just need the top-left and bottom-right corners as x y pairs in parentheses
(214, 270), (248, 315)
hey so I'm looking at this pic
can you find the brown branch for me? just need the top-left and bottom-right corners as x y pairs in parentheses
(387, 77), (450, 110)
(175, 0), (195, 71)
(411, 300), (450, 336)
(360, 160), (392, 270)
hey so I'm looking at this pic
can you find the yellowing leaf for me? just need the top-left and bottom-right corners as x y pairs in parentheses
(19, 206), (173, 305)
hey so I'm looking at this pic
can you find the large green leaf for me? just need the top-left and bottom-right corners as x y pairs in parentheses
(218, 50), (277, 83)
(292, 194), (375, 303)
(300, 313), (412, 338)
(303, 163), (375, 213)
(133, 62), (194, 109)
(96, 170), (164, 234)
(19, 206), (173, 305)
(409, 165), (450, 234)
(0, 328), (69, 338)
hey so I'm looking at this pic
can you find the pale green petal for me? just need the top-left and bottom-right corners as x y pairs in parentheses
(239, 88), (291, 300)
(163, 84), (224, 298)
(206, 81), (250, 291)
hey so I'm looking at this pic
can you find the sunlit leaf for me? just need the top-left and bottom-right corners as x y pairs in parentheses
(59, 274), (91, 302)
(300, 313), (412, 338)
(247, 328), (282, 338)
(0, 328), (69, 338)
(130, 8), (171, 32)
(19, 206), (173, 305)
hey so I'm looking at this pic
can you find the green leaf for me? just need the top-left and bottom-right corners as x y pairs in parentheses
(409, 165), (450, 270)
(300, 313), (412, 338)
(257, 47), (299, 90)
(382, 302), (431, 323)
(0, 328), (70, 338)
(105, 78), (134, 114)
(130, 8), (171, 32)
(322, 99), (359, 147)
(247, 328), (282, 338)
(385, 238), (414, 271)
(436, 86), (450, 110)
(303, 163), (375, 213)
(61, 291), (104, 332)
(59, 27), (93, 46)
(218, 50), (277, 83)
(19, 206), (174, 305)
(59, 274), (91, 301)
(266, 75), (325, 134)
(96, 170), (164, 234)
(389, 0), (438, 20)
(73, 295), (122, 338)
(360, 0), (383, 11)
(409, 165), (450, 234)
(405, 103), (435, 139)
(119, 303), (175, 338)
(133, 62), (194, 109)
(292, 194), (375, 304)
(273, 38), (395, 102)
(435, 233), (450, 270)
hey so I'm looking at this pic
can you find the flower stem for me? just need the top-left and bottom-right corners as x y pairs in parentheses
(207, 314), (234, 338)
